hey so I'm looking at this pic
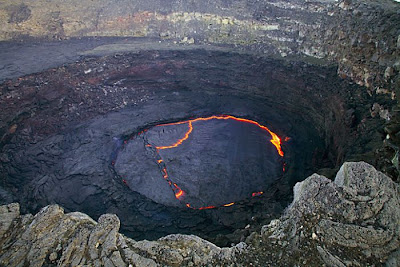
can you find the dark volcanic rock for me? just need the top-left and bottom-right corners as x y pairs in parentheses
(0, 0), (398, 265)
(0, 162), (398, 266)
(115, 117), (282, 208)
(242, 161), (400, 266)
(0, 48), (382, 244)
(0, 0), (398, 99)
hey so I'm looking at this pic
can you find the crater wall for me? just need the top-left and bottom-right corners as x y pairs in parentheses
(0, 0), (399, 96)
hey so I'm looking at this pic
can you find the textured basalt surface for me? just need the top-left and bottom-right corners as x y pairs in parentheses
(0, 0), (399, 264)
(0, 46), (379, 245)
(114, 116), (283, 208)
(0, 0), (398, 100)
(0, 162), (398, 266)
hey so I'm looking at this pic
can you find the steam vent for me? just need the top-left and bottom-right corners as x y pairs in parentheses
(0, 0), (400, 266)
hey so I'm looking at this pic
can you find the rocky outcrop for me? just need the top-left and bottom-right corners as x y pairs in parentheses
(0, 203), (242, 266)
(1, 162), (399, 266)
(0, 0), (398, 97)
(2, 47), (374, 243)
(245, 161), (400, 266)
(0, 0), (399, 265)
(320, 0), (400, 101)
(1, 1), (399, 176)
(0, 0), (333, 45)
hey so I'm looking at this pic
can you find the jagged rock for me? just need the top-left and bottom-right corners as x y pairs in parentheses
(0, 0), (398, 265)
(0, 203), (238, 266)
(0, 202), (19, 237)
(256, 162), (400, 266)
(0, 0), (398, 95)
(0, 162), (398, 266)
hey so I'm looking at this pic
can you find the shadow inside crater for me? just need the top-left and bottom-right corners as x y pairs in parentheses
(114, 115), (283, 209)
(0, 45), (379, 246)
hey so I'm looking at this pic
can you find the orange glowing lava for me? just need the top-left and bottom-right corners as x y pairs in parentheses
(144, 115), (286, 210)
(155, 115), (284, 157)
(173, 184), (185, 199)
(156, 122), (193, 150)
(198, 205), (216, 210)
(175, 190), (184, 199)
(252, 192), (264, 197)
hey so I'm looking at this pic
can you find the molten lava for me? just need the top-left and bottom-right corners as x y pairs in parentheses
(173, 184), (185, 199)
(140, 115), (286, 210)
(252, 192), (264, 197)
(155, 122), (193, 150)
(155, 115), (284, 157)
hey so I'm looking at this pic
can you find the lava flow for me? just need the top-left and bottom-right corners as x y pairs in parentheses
(144, 115), (285, 210)
(155, 115), (284, 156)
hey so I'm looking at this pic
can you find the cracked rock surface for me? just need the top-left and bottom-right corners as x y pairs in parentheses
(1, 162), (399, 266)
(0, 204), (241, 267)
(241, 161), (400, 266)
(2, 46), (375, 244)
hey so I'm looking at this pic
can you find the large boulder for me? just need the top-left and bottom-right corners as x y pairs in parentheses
(255, 162), (400, 266)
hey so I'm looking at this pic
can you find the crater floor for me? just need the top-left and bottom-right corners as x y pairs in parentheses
(114, 115), (283, 209)
(0, 39), (378, 245)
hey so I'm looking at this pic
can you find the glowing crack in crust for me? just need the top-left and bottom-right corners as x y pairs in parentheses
(155, 115), (284, 156)
(144, 115), (285, 210)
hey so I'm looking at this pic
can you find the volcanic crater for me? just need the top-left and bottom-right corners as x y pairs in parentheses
(113, 115), (284, 209)
(0, 41), (381, 245)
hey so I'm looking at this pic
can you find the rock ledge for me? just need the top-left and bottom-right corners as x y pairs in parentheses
(1, 162), (399, 266)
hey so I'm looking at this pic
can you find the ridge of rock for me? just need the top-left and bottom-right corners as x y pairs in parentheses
(0, 0), (399, 95)
(1, 161), (399, 266)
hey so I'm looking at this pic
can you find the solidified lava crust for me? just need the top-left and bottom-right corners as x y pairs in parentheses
(113, 115), (285, 210)
(0, 46), (377, 245)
